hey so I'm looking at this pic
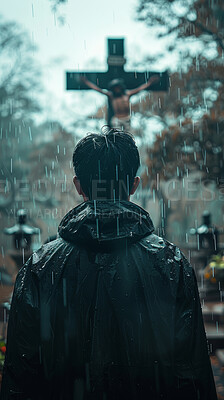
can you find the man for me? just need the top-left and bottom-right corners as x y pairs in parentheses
(1, 128), (217, 400)
(80, 75), (159, 130)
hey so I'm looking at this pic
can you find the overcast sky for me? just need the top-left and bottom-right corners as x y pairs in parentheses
(1, 0), (174, 130)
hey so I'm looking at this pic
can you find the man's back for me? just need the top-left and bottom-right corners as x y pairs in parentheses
(1, 200), (217, 399)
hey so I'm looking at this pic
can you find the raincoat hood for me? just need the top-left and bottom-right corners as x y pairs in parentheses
(58, 200), (154, 245)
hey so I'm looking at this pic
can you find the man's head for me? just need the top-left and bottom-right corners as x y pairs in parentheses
(73, 127), (140, 201)
(108, 79), (126, 97)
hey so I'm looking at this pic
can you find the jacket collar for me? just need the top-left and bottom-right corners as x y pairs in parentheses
(58, 200), (154, 246)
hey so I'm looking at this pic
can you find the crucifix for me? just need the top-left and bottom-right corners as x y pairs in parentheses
(66, 38), (169, 128)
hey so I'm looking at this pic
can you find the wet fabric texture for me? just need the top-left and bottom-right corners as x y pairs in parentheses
(1, 200), (218, 400)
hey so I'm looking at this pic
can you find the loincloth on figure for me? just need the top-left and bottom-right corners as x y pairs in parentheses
(110, 116), (131, 131)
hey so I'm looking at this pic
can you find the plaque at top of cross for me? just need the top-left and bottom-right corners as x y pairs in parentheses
(66, 38), (169, 128)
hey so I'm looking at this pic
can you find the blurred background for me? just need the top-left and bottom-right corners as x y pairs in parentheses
(0, 0), (224, 395)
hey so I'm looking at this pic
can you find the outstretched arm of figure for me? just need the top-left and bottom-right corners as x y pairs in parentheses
(80, 75), (111, 97)
(127, 75), (160, 97)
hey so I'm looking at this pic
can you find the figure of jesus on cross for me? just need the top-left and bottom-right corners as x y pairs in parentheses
(66, 38), (169, 131)
(80, 75), (159, 131)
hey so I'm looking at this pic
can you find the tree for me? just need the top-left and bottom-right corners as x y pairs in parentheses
(0, 16), (42, 210)
(0, 17), (41, 126)
(137, 0), (224, 61)
(134, 0), (224, 240)
(135, 0), (224, 182)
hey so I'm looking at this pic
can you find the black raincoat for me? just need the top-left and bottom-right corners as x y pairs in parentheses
(1, 200), (217, 400)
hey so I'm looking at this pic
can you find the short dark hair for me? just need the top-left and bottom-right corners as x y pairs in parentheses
(73, 127), (140, 200)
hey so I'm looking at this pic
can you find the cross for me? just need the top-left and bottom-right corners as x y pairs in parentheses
(66, 38), (169, 123)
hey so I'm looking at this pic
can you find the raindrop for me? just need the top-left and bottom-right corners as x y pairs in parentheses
(96, 218), (99, 238)
(113, 189), (116, 203)
(153, 189), (155, 203)
(116, 217), (119, 236)
(105, 135), (108, 148)
(139, 313), (142, 324)
(151, 243), (163, 249)
(29, 127), (32, 141)
(116, 165), (118, 181)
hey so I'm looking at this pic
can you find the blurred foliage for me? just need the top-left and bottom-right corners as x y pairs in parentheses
(0, 16), (42, 192)
(48, 0), (66, 24)
(0, 16), (103, 237)
(137, 0), (224, 52)
(136, 0), (224, 187)
(0, 17), (75, 221)
(49, 0), (67, 9)
(0, 17), (41, 126)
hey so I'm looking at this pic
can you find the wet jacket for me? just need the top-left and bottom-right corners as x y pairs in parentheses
(1, 200), (217, 400)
